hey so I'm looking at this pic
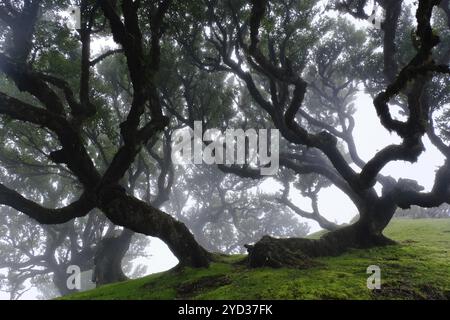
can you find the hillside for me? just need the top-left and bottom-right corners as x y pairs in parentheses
(62, 219), (450, 300)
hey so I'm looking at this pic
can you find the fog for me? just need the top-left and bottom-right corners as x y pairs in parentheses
(1, 0), (449, 300)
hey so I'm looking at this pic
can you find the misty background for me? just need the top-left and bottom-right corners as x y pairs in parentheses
(1, 0), (449, 299)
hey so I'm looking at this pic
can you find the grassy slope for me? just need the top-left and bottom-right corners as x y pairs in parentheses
(62, 219), (450, 300)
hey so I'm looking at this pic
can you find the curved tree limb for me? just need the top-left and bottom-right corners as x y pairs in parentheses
(0, 184), (94, 224)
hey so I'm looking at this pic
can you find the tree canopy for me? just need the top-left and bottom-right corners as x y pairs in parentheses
(0, 0), (449, 298)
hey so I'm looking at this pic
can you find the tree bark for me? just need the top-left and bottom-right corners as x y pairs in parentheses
(92, 229), (134, 286)
(98, 187), (211, 268)
(246, 199), (397, 268)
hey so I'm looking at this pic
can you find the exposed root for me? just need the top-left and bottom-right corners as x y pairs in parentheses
(246, 224), (397, 268)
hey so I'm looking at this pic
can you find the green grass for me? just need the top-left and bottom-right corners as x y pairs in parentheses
(61, 218), (450, 300)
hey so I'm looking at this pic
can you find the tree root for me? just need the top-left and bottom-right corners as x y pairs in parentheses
(245, 224), (397, 268)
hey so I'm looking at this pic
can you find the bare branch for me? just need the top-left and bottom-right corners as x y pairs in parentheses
(0, 184), (94, 224)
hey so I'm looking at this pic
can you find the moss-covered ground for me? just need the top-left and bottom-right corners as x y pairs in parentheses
(61, 218), (450, 300)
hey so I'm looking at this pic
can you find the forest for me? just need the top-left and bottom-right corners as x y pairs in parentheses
(0, 0), (449, 301)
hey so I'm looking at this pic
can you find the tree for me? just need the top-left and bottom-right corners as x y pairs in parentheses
(395, 204), (450, 218)
(173, 0), (450, 267)
(0, 19), (306, 297)
(0, 0), (210, 270)
(0, 28), (181, 296)
(0, 207), (150, 299)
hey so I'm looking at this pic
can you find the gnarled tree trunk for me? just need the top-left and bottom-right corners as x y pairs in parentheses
(92, 229), (134, 286)
(98, 187), (211, 268)
(246, 199), (397, 268)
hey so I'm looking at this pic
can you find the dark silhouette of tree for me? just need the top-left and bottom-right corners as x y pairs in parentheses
(396, 204), (450, 218)
(0, 0), (210, 270)
(174, 0), (450, 266)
